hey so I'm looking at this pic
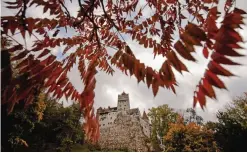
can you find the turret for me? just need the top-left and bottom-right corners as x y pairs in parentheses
(142, 110), (149, 121)
(117, 91), (130, 111)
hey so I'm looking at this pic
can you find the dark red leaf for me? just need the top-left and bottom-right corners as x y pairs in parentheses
(205, 70), (226, 89)
(11, 50), (29, 61)
(174, 41), (196, 61)
(38, 49), (50, 58)
(211, 52), (240, 65)
(152, 77), (159, 97)
(202, 78), (216, 99)
(203, 46), (209, 58)
(208, 61), (234, 76)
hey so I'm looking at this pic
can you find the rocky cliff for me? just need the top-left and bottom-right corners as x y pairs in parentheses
(98, 112), (151, 151)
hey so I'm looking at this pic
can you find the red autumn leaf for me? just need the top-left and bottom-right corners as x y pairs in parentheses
(16, 58), (29, 69)
(160, 61), (175, 83)
(44, 75), (57, 87)
(152, 77), (159, 97)
(208, 61), (234, 76)
(203, 46), (209, 58)
(171, 85), (176, 94)
(234, 8), (247, 14)
(11, 50), (29, 61)
(37, 49), (50, 58)
(205, 70), (226, 89)
(214, 43), (243, 57)
(16, 86), (33, 102)
(185, 23), (207, 41)
(196, 89), (206, 109)
(166, 0), (176, 4)
(180, 31), (202, 46)
(211, 52), (240, 65)
(146, 67), (154, 88)
(193, 96), (198, 108)
(63, 83), (72, 93)
(174, 41), (196, 61)
(4, 45), (23, 53)
(166, 51), (188, 73)
(202, 78), (216, 99)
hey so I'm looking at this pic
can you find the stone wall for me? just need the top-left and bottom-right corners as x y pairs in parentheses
(99, 111), (118, 128)
(98, 112), (151, 152)
(140, 118), (151, 138)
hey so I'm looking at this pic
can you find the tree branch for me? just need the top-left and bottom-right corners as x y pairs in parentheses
(58, 0), (71, 19)
(100, 0), (120, 31)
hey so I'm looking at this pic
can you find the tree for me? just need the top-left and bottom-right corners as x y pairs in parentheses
(163, 116), (219, 152)
(212, 94), (247, 151)
(1, 92), (47, 151)
(184, 108), (203, 125)
(1, 0), (246, 141)
(148, 104), (178, 150)
(1, 36), (47, 151)
(30, 101), (84, 152)
(1, 94), (85, 152)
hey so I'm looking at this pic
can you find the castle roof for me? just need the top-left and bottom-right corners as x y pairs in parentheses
(97, 106), (117, 114)
(121, 91), (127, 95)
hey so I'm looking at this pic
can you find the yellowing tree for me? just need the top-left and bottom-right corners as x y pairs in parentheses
(164, 116), (219, 152)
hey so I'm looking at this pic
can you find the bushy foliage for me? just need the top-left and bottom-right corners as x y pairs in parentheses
(1, 92), (46, 151)
(1, 95), (84, 152)
(148, 104), (178, 151)
(212, 94), (247, 151)
(164, 116), (219, 152)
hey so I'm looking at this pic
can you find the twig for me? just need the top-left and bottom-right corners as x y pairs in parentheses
(100, 0), (119, 31)
(77, 0), (96, 26)
(58, 0), (71, 19)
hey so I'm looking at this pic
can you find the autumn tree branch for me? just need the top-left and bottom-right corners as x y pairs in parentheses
(100, 0), (119, 31)
(58, 0), (71, 19)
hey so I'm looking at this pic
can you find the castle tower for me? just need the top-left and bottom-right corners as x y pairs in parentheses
(117, 91), (130, 111)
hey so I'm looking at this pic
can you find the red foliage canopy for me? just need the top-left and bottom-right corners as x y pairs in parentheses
(1, 0), (246, 142)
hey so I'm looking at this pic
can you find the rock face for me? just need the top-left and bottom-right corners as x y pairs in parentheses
(98, 112), (151, 152)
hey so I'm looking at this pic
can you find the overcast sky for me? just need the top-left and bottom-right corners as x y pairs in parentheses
(2, 0), (247, 121)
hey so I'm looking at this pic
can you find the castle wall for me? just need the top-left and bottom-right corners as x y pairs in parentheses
(99, 111), (118, 128)
(140, 118), (151, 138)
(98, 112), (151, 152)
(97, 92), (152, 151)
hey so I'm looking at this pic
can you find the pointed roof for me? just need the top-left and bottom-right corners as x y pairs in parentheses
(142, 110), (149, 120)
(121, 91), (127, 95)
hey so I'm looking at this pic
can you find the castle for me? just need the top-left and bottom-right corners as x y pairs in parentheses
(96, 92), (152, 151)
